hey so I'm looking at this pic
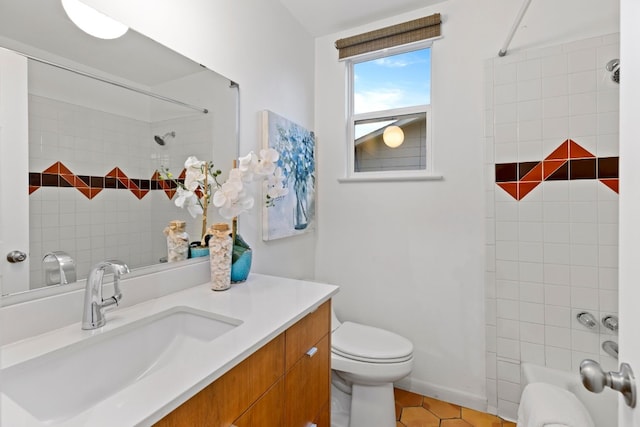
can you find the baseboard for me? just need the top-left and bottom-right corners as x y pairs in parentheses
(395, 377), (488, 413)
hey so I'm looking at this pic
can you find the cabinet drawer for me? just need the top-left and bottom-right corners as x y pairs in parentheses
(232, 378), (284, 427)
(155, 333), (284, 427)
(284, 333), (330, 427)
(285, 300), (330, 371)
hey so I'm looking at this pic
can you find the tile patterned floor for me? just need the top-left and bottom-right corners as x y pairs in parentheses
(394, 389), (517, 427)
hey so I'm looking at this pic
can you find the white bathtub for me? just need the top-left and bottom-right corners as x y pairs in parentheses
(521, 362), (617, 427)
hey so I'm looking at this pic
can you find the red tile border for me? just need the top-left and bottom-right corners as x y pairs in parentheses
(28, 162), (184, 201)
(496, 140), (619, 200)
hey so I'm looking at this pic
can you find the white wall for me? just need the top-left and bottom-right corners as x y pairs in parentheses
(314, 0), (619, 413)
(83, 0), (317, 279)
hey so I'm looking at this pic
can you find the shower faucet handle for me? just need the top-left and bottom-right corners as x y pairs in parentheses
(577, 312), (597, 329)
(602, 315), (619, 331)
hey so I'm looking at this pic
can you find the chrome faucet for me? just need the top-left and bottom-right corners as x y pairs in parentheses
(42, 251), (76, 286)
(81, 260), (129, 330)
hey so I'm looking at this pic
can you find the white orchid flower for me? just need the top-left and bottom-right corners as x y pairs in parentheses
(255, 148), (279, 175)
(187, 202), (204, 218)
(184, 156), (205, 171)
(219, 194), (255, 219)
(260, 148), (279, 163)
(238, 152), (259, 182)
(174, 187), (202, 218)
(212, 179), (243, 208)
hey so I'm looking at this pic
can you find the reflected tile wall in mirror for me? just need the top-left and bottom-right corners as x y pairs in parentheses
(28, 93), (214, 289)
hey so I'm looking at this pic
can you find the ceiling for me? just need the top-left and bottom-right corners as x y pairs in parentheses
(278, 0), (446, 37)
(0, 0), (444, 84)
(0, 0), (203, 87)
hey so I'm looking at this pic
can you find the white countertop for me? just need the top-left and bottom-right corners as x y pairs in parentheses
(0, 273), (339, 426)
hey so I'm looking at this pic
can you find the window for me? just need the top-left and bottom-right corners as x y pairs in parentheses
(347, 44), (434, 179)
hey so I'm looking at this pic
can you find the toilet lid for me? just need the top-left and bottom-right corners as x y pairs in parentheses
(332, 321), (413, 363)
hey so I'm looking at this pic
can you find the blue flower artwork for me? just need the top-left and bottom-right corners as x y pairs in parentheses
(262, 110), (316, 240)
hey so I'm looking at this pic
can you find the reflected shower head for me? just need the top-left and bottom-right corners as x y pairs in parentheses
(154, 131), (176, 146)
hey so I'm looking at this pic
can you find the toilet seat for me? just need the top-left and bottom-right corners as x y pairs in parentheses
(332, 321), (413, 363)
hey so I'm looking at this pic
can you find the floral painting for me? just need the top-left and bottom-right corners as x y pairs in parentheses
(262, 110), (316, 240)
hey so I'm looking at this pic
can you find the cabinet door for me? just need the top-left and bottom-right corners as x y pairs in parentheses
(232, 379), (284, 427)
(313, 401), (330, 427)
(285, 301), (330, 371)
(285, 334), (330, 427)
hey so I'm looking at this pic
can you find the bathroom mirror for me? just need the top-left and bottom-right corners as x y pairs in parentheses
(0, 0), (238, 300)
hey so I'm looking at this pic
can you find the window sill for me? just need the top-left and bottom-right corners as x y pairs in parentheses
(337, 174), (443, 183)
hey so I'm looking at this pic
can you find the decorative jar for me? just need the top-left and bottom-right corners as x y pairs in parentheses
(163, 220), (189, 262)
(209, 223), (232, 291)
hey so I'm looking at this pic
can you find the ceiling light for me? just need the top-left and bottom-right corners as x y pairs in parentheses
(383, 125), (404, 148)
(61, 0), (128, 40)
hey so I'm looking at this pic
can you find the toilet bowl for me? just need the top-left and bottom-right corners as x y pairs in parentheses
(330, 309), (413, 427)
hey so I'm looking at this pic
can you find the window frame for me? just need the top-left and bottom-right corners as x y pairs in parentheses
(343, 40), (440, 182)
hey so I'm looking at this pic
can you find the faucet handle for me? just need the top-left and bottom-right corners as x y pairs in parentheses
(103, 260), (129, 306)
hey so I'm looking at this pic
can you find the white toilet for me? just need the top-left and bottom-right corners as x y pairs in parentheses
(330, 308), (414, 427)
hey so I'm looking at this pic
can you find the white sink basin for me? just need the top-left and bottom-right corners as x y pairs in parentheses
(0, 306), (241, 423)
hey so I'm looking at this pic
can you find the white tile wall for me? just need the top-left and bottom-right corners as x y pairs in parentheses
(28, 95), (214, 288)
(485, 34), (619, 421)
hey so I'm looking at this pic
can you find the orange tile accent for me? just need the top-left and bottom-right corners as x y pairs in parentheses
(395, 388), (424, 408)
(461, 408), (503, 427)
(600, 178), (619, 193)
(441, 420), (474, 427)
(400, 407), (440, 427)
(545, 140), (569, 160)
(60, 174), (75, 186)
(78, 187), (92, 199)
(75, 179), (89, 189)
(32, 163), (170, 201)
(422, 396), (461, 419)
(518, 181), (541, 200)
(569, 139), (595, 159)
(542, 160), (566, 179)
(43, 162), (61, 174)
(105, 167), (119, 178)
(497, 182), (518, 199)
(88, 188), (102, 199)
(521, 163), (543, 182)
(394, 389), (513, 427)
(58, 163), (74, 175)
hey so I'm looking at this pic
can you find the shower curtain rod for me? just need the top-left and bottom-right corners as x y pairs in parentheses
(498, 0), (533, 57)
(5, 47), (209, 114)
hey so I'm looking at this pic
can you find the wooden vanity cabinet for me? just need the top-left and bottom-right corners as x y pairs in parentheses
(154, 300), (331, 427)
(284, 301), (331, 427)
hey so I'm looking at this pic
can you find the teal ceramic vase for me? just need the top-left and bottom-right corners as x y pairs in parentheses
(231, 249), (252, 283)
(190, 246), (209, 258)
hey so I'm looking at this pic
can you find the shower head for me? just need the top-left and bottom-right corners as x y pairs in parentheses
(154, 131), (176, 146)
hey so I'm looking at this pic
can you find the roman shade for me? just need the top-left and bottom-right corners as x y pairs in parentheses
(335, 13), (441, 60)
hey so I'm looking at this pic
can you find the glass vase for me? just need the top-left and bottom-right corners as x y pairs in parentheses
(209, 223), (232, 291)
